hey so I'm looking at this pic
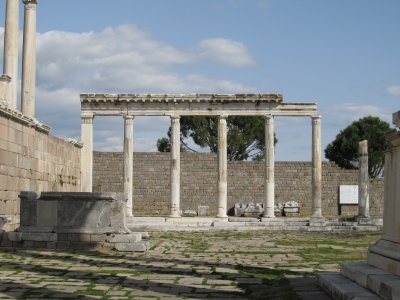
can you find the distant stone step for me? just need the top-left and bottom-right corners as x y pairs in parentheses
(317, 272), (383, 300)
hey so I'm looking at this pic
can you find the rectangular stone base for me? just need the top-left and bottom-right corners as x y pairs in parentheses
(368, 238), (400, 276)
(0, 231), (149, 252)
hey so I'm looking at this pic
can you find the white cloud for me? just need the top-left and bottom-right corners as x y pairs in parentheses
(26, 24), (259, 151)
(195, 38), (255, 67)
(386, 86), (400, 96)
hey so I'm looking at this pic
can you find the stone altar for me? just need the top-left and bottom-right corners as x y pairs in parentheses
(1, 192), (150, 252)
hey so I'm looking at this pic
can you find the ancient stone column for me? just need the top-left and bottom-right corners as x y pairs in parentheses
(81, 114), (94, 192)
(3, 0), (19, 110)
(217, 115), (228, 218)
(123, 115), (134, 217)
(311, 116), (322, 218)
(170, 116), (181, 218)
(21, 0), (38, 118)
(264, 115), (275, 218)
(358, 140), (370, 218)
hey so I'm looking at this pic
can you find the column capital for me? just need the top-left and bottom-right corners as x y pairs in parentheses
(311, 115), (322, 120)
(81, 114), (94, 124)
(23, 0), (38, 9)
(123, 115), (134, 120)
(170, 115), (181, 122)
(265, 114), (274, 123)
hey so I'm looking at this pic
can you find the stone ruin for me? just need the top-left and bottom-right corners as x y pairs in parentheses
(234, 201), (300, 218)
(318, 111), (400, 299)
(1, 192), (149, 252)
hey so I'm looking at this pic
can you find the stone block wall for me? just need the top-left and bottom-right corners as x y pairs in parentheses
(93, 152), (384, 217)
(0, 109), (81, 230)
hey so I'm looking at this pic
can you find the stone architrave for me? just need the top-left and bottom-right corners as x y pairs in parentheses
(358, 140), (370, 218)
(170, 116), (181, 218)
(368, 111), (400, 275)
(21, 0), (38, 118)
(3, 0), (19, 109)
(123, 115), (134, 217)
(311, 116), (322, 218)
(264, 115), (275, 218)
(217, 115), (228, 218)
(81, 114), (94, 192)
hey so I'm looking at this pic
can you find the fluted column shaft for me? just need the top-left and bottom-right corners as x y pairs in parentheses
(21, 0), (38, 118)
(311, 116), (322, 218)
(264, 115), (275, 218)
(217, 115), (228, 218)
(81, 114), (93, 192)
(123, 116), (134, 217)
(170, 116), (181, 218)
(358, 140), (370, 218)
(3, 0), (19, 109)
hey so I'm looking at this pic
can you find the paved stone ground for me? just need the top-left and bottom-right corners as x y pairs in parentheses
(0, 231), (380, 299)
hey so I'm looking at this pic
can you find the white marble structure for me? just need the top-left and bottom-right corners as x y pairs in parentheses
(21, 0), (38, 118)
(3, 0), (19, 109)
(368, 111), (400, 274)
(0, 0), (38, 118)
(80, 94), (322, 218)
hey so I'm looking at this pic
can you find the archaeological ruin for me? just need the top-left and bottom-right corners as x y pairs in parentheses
(0, 0), (392, 252)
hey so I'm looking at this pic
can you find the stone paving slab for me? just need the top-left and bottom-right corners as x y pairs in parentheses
(0, 230), (381, 299)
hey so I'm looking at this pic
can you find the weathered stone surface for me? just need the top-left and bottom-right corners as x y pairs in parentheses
(107, 233), (142, 243)
(197, 205), (209, 216)
(182, 210), (197, 217)
(93, 152), (384, 217)
(318, 272), (381, 300)
(114, 241), (150, 252)
(234, 203), (263, 217)
(19, 192), (130, 234)
(21, 232), (57, 242)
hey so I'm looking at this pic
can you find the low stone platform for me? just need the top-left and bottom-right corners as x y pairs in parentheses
(0, 231), (150, 252)
(127, 216), (383, 232)
(0, 192), (151, 252)
(318, 262), (400, 300)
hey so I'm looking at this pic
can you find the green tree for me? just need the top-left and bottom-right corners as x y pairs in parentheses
(157, 116), (276, 160)
(325, 116), (390, 177)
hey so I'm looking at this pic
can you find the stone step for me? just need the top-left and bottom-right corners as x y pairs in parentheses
(341, 262), (400, 300)
(317, 272), (383, 300)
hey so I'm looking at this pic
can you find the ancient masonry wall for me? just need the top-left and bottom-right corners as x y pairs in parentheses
(93, 152), (384, 217)
(0, 112), (81, 230)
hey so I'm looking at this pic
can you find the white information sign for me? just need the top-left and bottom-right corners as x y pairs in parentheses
(339, 185), (358, 204)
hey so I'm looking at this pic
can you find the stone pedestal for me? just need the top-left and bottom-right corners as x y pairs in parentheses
(367, 119), (400, 275)
(5, 192), (151, 252)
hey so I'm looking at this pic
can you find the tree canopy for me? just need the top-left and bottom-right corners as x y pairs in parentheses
(157, 116), (276, 161)
(325, 116), (390, 177)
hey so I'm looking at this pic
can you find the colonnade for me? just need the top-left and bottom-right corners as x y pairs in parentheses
(81, 113), (322, 219)
(1, 0), (38, 118)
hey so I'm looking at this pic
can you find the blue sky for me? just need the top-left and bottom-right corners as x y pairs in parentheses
(1, 0), (399, 160)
